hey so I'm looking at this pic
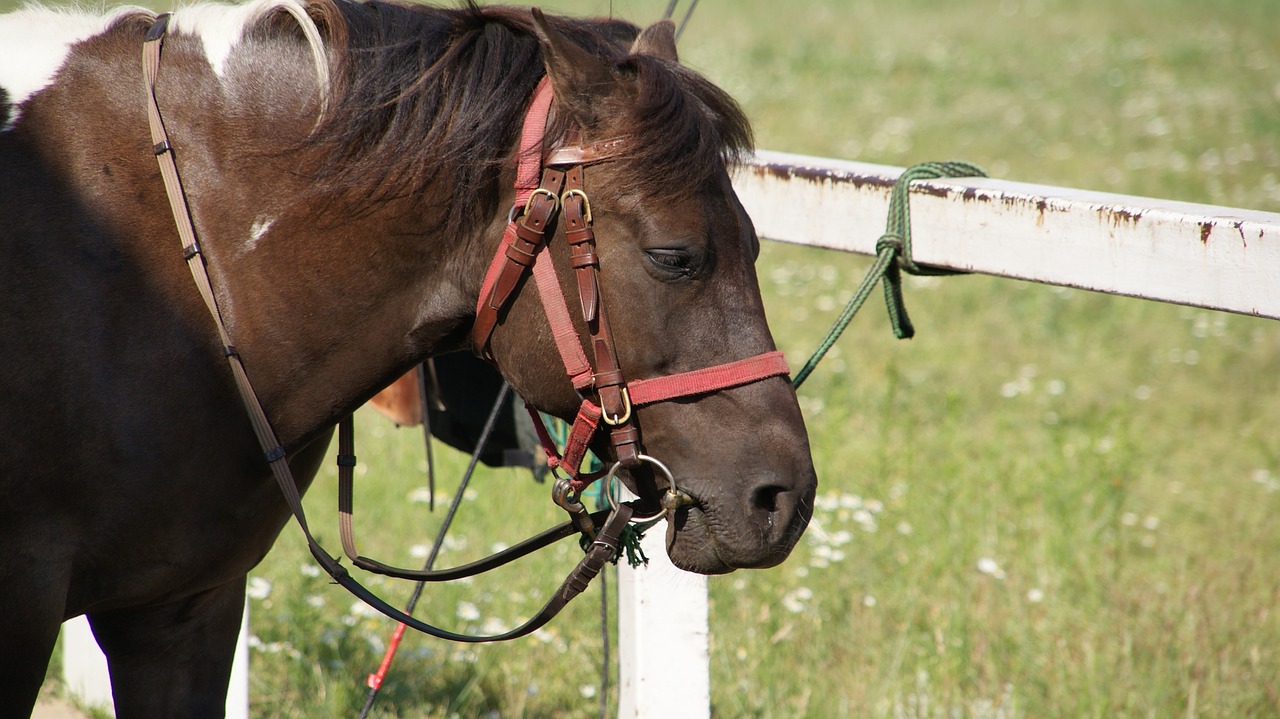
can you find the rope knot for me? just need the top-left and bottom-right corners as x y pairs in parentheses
(791, 160), (988, 388)
(875, 233), (905, 255)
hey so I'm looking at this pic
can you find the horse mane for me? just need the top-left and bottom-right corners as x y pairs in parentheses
(295, 0), (754, 234)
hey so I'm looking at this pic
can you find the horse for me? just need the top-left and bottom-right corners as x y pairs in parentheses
(0, 0), (818, 714)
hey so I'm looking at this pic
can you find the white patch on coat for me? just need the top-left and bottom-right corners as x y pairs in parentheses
(246, 215), (275, 252)
(0, 6), (146, 130)
(0, 0), (328, 132)
(168, 0), (328, 102)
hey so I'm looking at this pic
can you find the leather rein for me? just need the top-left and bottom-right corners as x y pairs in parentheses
(141, 14), (788, 643)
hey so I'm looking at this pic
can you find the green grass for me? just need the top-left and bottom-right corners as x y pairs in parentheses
(17, 0), (1280, 716)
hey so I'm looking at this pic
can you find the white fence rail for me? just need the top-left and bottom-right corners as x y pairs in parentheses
(737, 150), (1280, 320)
(60, 150), (1280, 717)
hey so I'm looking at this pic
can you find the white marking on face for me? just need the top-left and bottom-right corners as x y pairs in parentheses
(0, 6), (145, 130)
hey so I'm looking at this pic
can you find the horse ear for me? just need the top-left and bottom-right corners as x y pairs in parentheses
(531, 7), (615, 128)
(630, 19), (678, 62)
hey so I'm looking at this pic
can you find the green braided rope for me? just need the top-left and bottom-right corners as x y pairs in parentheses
(579, 524), (649, 567)
(791, 161), (987, 389)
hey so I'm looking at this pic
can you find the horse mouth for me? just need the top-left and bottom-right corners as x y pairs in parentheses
(612, 460), (814, 574)
(661, 497), (804, 575)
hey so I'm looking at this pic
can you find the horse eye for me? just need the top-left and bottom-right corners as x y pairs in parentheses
(644, 249), (694, 274)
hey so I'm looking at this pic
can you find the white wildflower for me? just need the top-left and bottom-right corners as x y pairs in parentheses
(456, 601), (481, 622)
(349, 601), (378, 619)
(781, 587), (813, 614)
(976, 557), (1006, 580)
(246, 576), (273, 600)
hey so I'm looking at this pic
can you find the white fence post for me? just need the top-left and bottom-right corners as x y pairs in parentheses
(61, 617), (112, 714)
(61, 604), (250, 718)
(617, 521), (711, 719)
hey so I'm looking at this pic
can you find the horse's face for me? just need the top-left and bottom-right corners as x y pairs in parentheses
(487, 16), (816, 574)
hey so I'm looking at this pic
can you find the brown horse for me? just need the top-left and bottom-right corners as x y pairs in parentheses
(0, 0), (817, 715)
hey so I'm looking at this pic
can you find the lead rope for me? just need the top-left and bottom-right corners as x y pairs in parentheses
(791, 161), (987, 388)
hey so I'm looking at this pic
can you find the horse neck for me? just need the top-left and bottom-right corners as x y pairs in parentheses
(180, 44), (504, 446)
(97, 19), (499, 447)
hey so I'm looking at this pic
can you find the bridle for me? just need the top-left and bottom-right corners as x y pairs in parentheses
(472, 76), (792, 515)
(141, 14), (789, 643)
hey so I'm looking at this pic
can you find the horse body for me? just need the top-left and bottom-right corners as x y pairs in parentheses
(0, 2), (817, 715)
(2, 8), (345, 713)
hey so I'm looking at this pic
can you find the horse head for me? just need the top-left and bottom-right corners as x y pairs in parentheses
(478, 12), (817, 574)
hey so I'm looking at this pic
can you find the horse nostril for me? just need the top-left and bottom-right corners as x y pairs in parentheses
(751, 484), (785, 514)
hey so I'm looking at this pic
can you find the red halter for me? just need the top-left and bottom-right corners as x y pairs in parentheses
(473, 78), (791, 493)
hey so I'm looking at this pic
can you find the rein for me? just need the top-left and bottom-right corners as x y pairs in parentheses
(142, 14), (624, 643)
(140, 11), (789, 643)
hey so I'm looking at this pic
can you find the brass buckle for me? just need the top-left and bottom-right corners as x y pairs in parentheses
(600, 386), (632, 426)
(522, 187), (560, 216)
(560, 188), (592, 224)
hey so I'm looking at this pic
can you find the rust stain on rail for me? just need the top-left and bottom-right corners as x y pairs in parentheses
(1107, 207), (1145, 226)
(750, 161), (896, 190)
(1198, 219), (1252, 246)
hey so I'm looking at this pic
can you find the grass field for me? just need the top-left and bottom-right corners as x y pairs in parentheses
(18, 0), (1280, 716)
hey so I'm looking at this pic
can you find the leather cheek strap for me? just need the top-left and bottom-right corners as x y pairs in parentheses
(472, 170), (565, 357)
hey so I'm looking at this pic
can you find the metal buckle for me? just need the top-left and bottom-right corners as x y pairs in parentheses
(523, 187), (560, 216)
(560, 188), (592, 224)
(552, 477), (597, 539)
(600, 386), (632, 426)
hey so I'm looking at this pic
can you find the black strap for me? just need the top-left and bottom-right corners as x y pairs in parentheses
(307, 504), (632, 642)
(352, 508), (613, 581)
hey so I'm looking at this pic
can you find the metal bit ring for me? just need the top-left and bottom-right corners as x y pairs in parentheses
(604, 454), (692, 520)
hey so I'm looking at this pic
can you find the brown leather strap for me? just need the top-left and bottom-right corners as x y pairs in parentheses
(337, 411), (614, 582)
(145, 15), (314, 539)
(544, 137), (629, 167)
(316, 503), (632, 642)
(472, 169), (566, 357)
(558, 167), (639, 466)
